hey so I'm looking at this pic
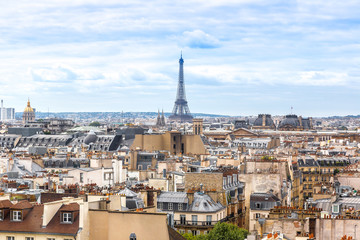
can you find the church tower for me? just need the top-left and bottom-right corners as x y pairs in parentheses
(22, 99), (35, 124)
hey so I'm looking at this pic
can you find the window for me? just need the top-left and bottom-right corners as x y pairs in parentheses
(168, 203), (173, 210)
(180, 215), (186, 225)
(104, 173), (113, 180)
(178, 203), (183, 210)
(12, 210), (21, 221)
(0, 210), (3, 220)
(191, 215), (198, 225)
(47, 238), (55, 240)
(158, 202), (163, 210)
(62, 212), (72, 223)
(129, 233), (137, 240)
(25, 238), (34, 240)
(179, 229), (185, 234)
(255, 203), (261, 209)
(255, 213), (261, 219)
(7, 237), (14, 240)
(206, 215), (212, 225)
(332, 204), (339, 213)
(80, 173), (83, 183)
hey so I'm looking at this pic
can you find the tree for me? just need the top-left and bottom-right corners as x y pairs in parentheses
(206, 222), (248, 240)
(181, 222), (248, 240)
(182, 233), (207, 240)
(89, 121), (100, 127)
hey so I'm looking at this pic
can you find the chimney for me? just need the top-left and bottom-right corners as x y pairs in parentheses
(187, 192), (194, 205)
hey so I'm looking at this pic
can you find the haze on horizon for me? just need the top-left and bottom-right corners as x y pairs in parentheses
(0, 0), (359, 118)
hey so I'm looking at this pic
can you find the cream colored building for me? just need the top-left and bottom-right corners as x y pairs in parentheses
(131, 131), (206, 156)
(89, 209), (179, 240)
(0, 197), (88, 240)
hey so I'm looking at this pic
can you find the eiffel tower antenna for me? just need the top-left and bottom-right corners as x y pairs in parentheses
(169, 53), (193, 122)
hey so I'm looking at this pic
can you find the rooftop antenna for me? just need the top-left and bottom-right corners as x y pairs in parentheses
(291, 106), (293, 114)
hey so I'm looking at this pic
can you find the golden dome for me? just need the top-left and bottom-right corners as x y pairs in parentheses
(24, 99), (34, 113)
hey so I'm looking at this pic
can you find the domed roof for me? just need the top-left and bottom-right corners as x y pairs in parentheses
(279, 114), (300, 128)
(253, 114), (275, 127)
(84, 130), (98, 145)
(24, 99), (34, 113)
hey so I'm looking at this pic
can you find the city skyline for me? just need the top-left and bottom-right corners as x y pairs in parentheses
(0, 1), (359, 117)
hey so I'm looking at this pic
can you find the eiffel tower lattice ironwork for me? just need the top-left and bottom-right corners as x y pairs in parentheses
(169, 53), (193, 122)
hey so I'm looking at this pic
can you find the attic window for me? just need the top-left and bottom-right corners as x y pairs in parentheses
(12, 210), (22, 221)
(332, 204), (339, 214)
(62, 212), (72, 223)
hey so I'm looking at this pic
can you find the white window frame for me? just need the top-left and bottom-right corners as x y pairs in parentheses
(62, 212), (72, 223)
(178, 203), (183, 210)
(180, 214), (186, 224)
(158, 202), (163, 210)
(12, 210), (21, 221)
(206, 215), (212, 225)
(192, 215), (198, 225)
(168, 202), (173, 210)
(7, 237), (15, 240)
(25, 238), (34, 240)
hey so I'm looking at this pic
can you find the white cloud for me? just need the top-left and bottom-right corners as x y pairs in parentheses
(179, 30), (220, 49)
(0, 0), (359, 114)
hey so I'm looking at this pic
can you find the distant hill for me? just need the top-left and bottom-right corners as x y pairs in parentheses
(15, 112), (230, 120)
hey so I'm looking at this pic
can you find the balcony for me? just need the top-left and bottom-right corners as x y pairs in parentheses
(174, 220), (223, 227)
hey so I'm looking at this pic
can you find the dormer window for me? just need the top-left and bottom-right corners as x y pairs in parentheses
(332, 204), (339, 214)
(62, 212), (72, 223)
(12, 210), (22, 221)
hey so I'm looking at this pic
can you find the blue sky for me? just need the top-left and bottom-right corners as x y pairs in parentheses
(0, 0), (359, 117)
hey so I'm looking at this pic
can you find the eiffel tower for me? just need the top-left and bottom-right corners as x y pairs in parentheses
(169, 53), (193, 122)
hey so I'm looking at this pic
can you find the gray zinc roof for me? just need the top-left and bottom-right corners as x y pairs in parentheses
(188, 192), (224, 212)
(157, 192), (188, 204)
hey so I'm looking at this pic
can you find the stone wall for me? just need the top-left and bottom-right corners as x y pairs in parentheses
(185, 172), (223, 192)
(315, 218), (360, 240)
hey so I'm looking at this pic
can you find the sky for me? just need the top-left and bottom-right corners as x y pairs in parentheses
(0, 0), (360, 117)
